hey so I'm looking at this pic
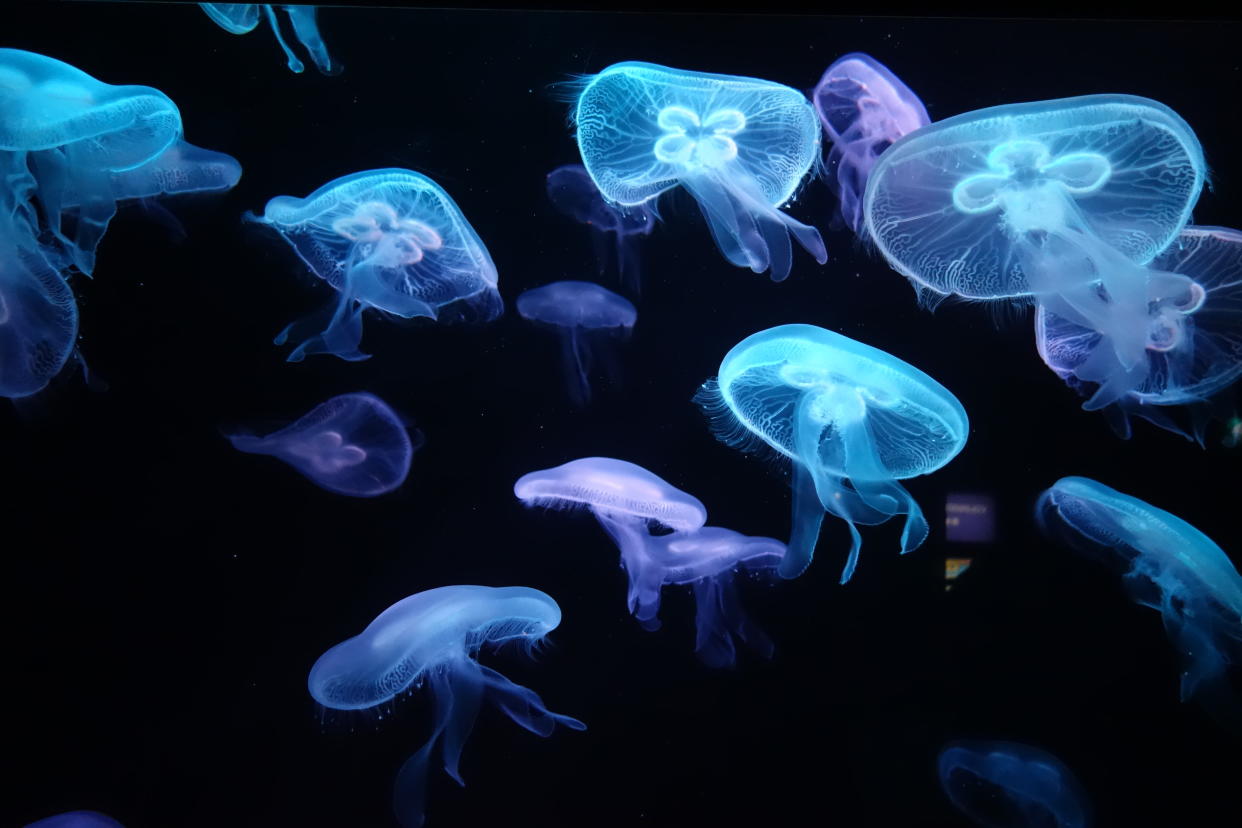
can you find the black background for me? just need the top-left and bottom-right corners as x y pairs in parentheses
(4, 3), (1241, 826)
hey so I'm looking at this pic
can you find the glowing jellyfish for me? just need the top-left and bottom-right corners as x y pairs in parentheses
(309, 585), (585, 827)
(812, 53), (929, 234)
(1037, 476), (1242, 723)
(24, 813), (124, 828)
(200, 4), (340, 75)
(516, 280), (637, 406)
(249, 168), (501, 362)
(225, 392), (419, 496)
(571, 62), (826, 282)
(938, 741), (1090, 828)
(696, 324), (969, 581)
(546, 164), (655, 292)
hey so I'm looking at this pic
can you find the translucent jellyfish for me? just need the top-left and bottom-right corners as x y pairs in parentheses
(309, 585), (585, 827)
(200, 4), (340, 75)
(225, 392), (419, 497)
(938, 741), (1090, 828)
(1037, 476), (1242, 723)
(546, 164), (655, 292)
(516, 280), (637, 406)
(571, 62), (826, 282)
(696, 324), (969, 581)
(24, 813), (124, 828)
(812, 53), (929, 234)
(248, 168), (502, 362)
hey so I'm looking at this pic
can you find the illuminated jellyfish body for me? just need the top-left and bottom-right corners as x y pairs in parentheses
(309, 585), (585, 827)
(249, 169), (502, 362)
(24, 813), (124, 828)
(546, 164), (655, 292)
(200, 4), (340, 75)
(571, 62), (826, 282)
(696, 324), (968, 581)
(1037, 476), (1242, 723)
(225, 392), (419, 497)
(938, 741), (1090, 828)
(516, 280), (637, 406)
(812, 53), (928, 234)
(1036, 226), (1242, 440)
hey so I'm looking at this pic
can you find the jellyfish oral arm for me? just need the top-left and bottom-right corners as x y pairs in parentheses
(595, 510), (665, 629)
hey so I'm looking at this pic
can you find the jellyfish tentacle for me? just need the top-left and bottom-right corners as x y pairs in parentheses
(263, 4), (305, 73)
(478, 663), (586, 735)
(285, 6), (340, 75)
(692, 574), (774, 668)
(392, 668), (458, 827)
(782, 461), (825, 579)
(595, 511), (664, 628)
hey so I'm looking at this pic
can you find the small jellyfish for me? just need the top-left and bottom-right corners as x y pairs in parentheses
(696, 324), (969, 581)
(248, 168), (502, 362)
(225, 392), (419, 497)
(812, 53), (929, 234)
(1037, 476), (1242, 724)
(309, 585), (585, 827)
(938, 741), (1090, 828)
(571, 62), (826, 282)
(24, 813), (124, 828)
(516, 280), (637, 406)
(546, 164), (655, 292)
(200, 4), (340, 75)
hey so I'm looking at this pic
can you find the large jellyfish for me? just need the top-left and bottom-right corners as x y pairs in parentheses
(308, 585), (585, 827)
(225, 392), (420, 496)
(1037, 476), (1242, 724)
(200, 4), (340, 75)
(24, 813), (124, 828)
(938, 741), (1090, 828)
(516, 280), (637, 406)
(546, 164), (655, 292)
(812, 53), (928, 234)
(248, 168), (502, 362)
(695, 324), (969, 581)
(571, 62), (826, 282)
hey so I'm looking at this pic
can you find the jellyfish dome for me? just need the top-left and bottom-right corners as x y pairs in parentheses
(938, 740), (1090, 828)
(24, 813), (125, 828)
(547, 164), (655, 291)
(200, 4), (340, 75)
(309, 585), (585, 827)
(571, 61), (826, 282)
(249, 168), (502, 362)
(696, 324), (968, 581)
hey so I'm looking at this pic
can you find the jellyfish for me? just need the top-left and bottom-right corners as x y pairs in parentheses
(225, 392), (419, 496)
(516, 280), (637, 406)
(24, 813), (124, 828)
(546, 164), (655, 292)
(570, 62), (826, 282)
(248, 168), (502, 362)
(812, 53), (929, 234)
(1037, 476), (1242, 723)
(200, 4), (340, 75)
(309, 585), (585, 827)
(695, 324), (969, 582)
(938, 741), (1090, 828)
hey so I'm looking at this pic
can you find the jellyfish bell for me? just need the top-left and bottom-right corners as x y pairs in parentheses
(938, 740), (1090, 828)
(24, 812), (126, 828)
(546, 164), (655, 291)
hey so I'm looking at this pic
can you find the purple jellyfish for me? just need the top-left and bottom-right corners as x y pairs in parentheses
(547, 164), (655, 292)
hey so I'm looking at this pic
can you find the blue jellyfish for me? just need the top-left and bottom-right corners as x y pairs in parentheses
(938, 741), (1090, 828)
(546, 164), (655, 292)
(516, 280), (637, 406)
(249, 168), (502, 362)
(200, 4), (340, 75)
(812, 53), (928, 234)
(571, 62), (826, 282)
(696, 324), (969, 581)
(309, 585), (585, 827)
(1037, 476), (1242, 724)
(225, 392), (419, 496)
(24, 813), (124, 828)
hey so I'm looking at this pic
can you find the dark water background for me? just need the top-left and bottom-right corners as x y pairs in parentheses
(4, 3), (1241, 826)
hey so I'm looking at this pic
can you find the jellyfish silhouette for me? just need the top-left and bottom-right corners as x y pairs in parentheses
(938, 741), (1090, 828)
(516, 280), (636, 406)
(696, 324), (969, 581)
(309, 585), (585, 827)
(225, 392), (419, 496)
(200, 4), (340, 75)
(812, 53), (928, 234)
(1037, 476), (1242, 725)
(248, 168), (502, 362)
(546, 164), (655, 292)
(24, 813), (124, 828)
(571, 62), (826, 282)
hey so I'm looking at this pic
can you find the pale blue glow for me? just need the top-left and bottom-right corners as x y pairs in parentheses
(546, 164), (654, 292)
(200, 4), (340, 75)
(24, 813), (124, 828)
(938, 741), (1090, 828)
(309, 585), (585, 827)
(248, 168), (501, 362)
(696, 324), (968, 581)
(571, 62), (826, 282)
